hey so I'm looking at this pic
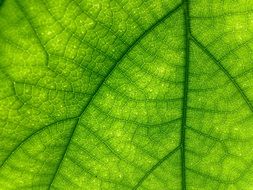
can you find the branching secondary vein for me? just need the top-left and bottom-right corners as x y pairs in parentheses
(190, 35), (253, 113)
(47, 2), (183, 189)
(132, 146), (181, 190)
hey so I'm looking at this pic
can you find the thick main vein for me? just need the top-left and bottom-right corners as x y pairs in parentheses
(131, 1), (191, 189)
(181, 0), (191, 189)
(47, 3), (183, 188)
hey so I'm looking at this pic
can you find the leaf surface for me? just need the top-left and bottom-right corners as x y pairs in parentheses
(0, 0), (253, 189)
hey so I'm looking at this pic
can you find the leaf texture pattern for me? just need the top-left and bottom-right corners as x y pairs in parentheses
(0, 0), (253, 189)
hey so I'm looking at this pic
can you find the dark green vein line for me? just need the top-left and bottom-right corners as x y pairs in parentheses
(181, 0), (191, 189)
(0, 117), (78, 168)
(47, 3), (183, 189)
(48, 118), (79, 190)
(188, 159), (253, 184)
(186, 168), (230, 184)
(83, 124), (123, 159)
(132, 146), (180, 190)
(190, 35), (253, 113)
(113, 1), (183, 65)
(14, 0), (49, 66)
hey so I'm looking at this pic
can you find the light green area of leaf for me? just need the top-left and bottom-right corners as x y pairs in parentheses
(0, 0), (253, 189)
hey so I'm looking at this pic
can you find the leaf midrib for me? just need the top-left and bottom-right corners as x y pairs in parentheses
(180, 0), (191, 189)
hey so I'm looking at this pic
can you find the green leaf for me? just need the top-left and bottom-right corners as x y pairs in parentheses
(0, 0), (253, 189)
